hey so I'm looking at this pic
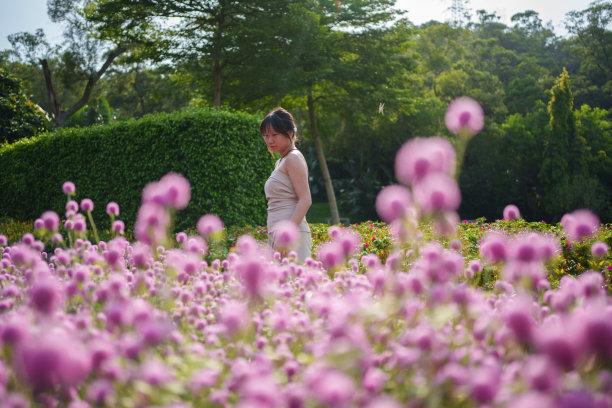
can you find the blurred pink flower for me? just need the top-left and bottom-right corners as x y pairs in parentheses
(413, 173), (461, 213)
(375, 184), (412, 223)
(394, 137), (456, 185)
(445, 96), (484, 135)
(272, 220), (299, 247)
(41, 211), (60, 231)
(560, 209), (600, 242)
(106, 202), (120, 216)
(143, 173), (191, 210)
(197, 214), (224, 238)
(80, 198), (94, 212)
(591, 241), (609, 258)
(503, 204), (520, 220)
(480, 231), (508, 264)
(62, 181), (75, 195)
(134, 202), (170, 245)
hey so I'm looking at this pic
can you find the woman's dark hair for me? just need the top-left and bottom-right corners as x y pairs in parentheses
(259, 107), (298, 142)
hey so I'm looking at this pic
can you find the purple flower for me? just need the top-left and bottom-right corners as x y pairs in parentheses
(112, 220), (125, 234)
(219, 300), (250, 335)
(591, 241), (609, 258)
(139, 359), (173, 385)
(197, 214), (224, 238)
(80, 198), (94, 212)
(524, 355), (560, 392)
(106, 202), (120, 216)
(480, 232), (508, 264)
(41, 211), (60, 231)
(62, 181), (76, 195)
(143, 173), (191, 210)
(235, 255), (268, 298)
(503, 204), (520, 220)
(413, 173), (461, 213)
(561, 209), (600, 242)
(502, 295), (536, 343)
(318, 241), (344, 270)
(309, 368), (355, 407)
(87, 379), (115, 405)
(134, 202), (170, 245)
(394, 137), (456, 185)
(34, 219), (44, 230)
(272, 220), (299, 247)
(375, 184), (412, 223)
(444, 96), (484, 135)
(29, 275), (62, 314)
(0, 234), (7, 246)
(469, 364), (500, 404)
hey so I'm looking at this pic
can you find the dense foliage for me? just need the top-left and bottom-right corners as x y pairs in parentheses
(0, 108), (274, 230)
(0, 67), (49, 143)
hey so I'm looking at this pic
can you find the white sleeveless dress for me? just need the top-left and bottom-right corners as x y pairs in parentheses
(264, 161), (312, 262)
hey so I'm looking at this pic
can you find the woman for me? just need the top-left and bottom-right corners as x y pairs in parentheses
(260, 107), (312, 261)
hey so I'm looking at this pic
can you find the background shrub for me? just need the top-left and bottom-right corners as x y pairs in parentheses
(0, 107), (274, 230)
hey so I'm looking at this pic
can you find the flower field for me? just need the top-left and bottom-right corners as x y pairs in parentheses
(1, 98), (611, 407)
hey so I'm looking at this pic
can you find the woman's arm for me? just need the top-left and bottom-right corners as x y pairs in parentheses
(284, 153), (312, 226)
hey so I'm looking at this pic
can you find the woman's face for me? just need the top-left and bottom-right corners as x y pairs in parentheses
(262, 126), (292, 153)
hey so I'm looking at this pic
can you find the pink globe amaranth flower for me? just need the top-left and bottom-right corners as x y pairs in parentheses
(503, 204), (520, 220)
(394, 137), (456, 185)
(469, 364), (500, 404)
(591, 241), (609, 258)
(87, 379), (115, 405)
(376, 184), (412, 223)
(480, 231), (508, 264)
(508, 392), (556, 408)
(112, 220), (125, 234)
(22, 233), (34, 245)
(219, 300), (250, 335)
(73, 218), (87, 232)
(66, 200), (78, 213)
(130, 242), (151, 268)
(310, 368), (355, 407)
(189, 368), (220, 393)
(445, 96), (484, 135)
(197, 214), (224, 238)
(34, 219), (44, 230)
(272, 220), (299, 247)
(561, 209), (600, 242)
(62, 181), (76, 195)
(40, 211), (60, 231)
(237, 234), (258, 255)
(413, 173), (461, 213)
(143, 173), (191, 210)
(237, 256), (267, 298)
(30, 275), (62, 314)
(362, 368), (388, 394)
(240, 376), (282, 407)
(134, 202), (170, 245)
(0, 234), (7, 246)
(80, 198), (94, 212)
(318, 241), (345, 269)
(106, 202), (119, 216)
(176, 232), (187, 243)
(524, 355), (561, 392)
(502, 295), (536, 343)
(184, 236), (208, 255)
(337, 229), (361, 257)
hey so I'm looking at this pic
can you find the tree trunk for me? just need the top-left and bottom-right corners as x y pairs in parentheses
(307, 91), (340, 225)
(41, 46), (126, 128)
(213, 58), (221, 108)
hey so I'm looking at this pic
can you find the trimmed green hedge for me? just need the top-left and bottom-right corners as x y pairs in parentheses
(0, 108), (274, 230)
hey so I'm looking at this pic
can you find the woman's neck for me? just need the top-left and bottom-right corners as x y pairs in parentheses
(280, 145), (296, 158)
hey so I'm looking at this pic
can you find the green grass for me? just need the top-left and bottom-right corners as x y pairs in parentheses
(307, 202), (350, 224)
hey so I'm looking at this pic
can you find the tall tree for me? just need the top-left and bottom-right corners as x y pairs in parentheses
(8, 1), (133, 127)
(565, 1), (612, 110)
(0, 67), (50, 143)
